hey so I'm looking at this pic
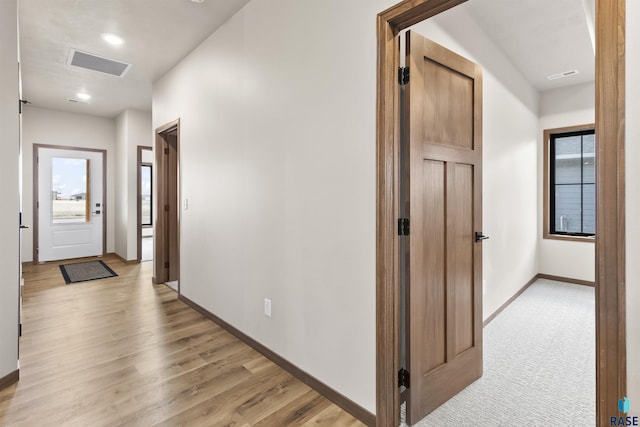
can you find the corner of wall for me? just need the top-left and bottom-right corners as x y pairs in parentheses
(537, 83), (596, 283)
(0, 0), (20, 380)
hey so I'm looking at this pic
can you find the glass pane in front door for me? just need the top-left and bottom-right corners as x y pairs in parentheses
(51, 157), (89, 223)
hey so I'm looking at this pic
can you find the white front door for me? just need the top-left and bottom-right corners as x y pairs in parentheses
(38, 147), (104, 262)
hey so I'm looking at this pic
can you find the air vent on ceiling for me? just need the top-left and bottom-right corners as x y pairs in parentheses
(67, 49), (131, 78)
(546, 70), (579, 80)
(67, 98), (88, 104)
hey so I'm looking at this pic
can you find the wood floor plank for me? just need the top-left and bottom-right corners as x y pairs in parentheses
(0, 256), (364, 426)
(303, 405), (367, 426)
(253, 389), (332, 426)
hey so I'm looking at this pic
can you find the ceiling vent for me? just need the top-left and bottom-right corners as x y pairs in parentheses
(67, 49), (131, 78)
(546, 70), (579, 80)
(67, 98), (88, 104)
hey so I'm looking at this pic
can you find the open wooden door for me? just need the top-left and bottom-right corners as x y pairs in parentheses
(154, 120), (180, 287)
(404, 31), (484, 424)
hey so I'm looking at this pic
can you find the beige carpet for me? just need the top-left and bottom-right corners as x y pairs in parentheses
(410, 279), (595, 427)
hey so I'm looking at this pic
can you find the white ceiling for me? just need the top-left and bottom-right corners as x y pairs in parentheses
(19, 0), (250, 118)
(18, 0), (594, 119)
(464, 0), (595, 91)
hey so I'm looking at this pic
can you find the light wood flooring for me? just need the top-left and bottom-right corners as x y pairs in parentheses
(0, 256), (365, 426)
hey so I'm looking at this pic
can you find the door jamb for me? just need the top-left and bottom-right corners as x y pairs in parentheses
(137, 145), (153, 262)
(32, 144), (108, 264)
(153, 119), (180, 288)
(375, 1), (626, 426)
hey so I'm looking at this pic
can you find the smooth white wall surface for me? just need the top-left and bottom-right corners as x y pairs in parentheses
(21, 106), (116, 262)
(153, 0), (542, 411)
(538, 82), (595, 282)
(115, 109), (152, 260)
(0, 0), (20, 380)
(411, 5), (540, 320)
(115, 111), (128, 258)
(626, 0), (640, 416)
(153, 0), (388, 411)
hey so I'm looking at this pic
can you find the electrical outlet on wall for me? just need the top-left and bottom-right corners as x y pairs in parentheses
(264, 298), (272, 318)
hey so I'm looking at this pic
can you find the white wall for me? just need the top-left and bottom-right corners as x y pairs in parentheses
(21, 106), (116, 262)
(0, 0), (19, 381)
(626, 0), (640, 417)
(115, 112), (127, 258)
(153, 0), (386, 411)
(153, 0), (541, 412)
(411, 5), (540, 320)
(115, 109), (152, 261)
(538, 82), (595, 282)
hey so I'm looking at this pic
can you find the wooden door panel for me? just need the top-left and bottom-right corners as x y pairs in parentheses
(450, 163), (474, 357)
(423, 60), (473, 149)
(415, 159), (447, 374)
(405, 30), (483, 424)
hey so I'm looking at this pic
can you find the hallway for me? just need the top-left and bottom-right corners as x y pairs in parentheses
(0, 257), (363, 426)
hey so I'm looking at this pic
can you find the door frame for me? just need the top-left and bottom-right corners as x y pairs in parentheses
(137, 145), (153, 262)
(375, 1), (626, 426)
(153, 119), (180, 288)
(32, 144), (107, 264)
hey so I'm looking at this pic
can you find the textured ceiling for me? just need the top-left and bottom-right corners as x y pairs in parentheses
(465, 0), (595, 91)
(19, 0), (250, 118)
(18, 0), (593, 118)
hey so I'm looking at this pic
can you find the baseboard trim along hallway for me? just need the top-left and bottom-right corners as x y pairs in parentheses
(483, 273), (596, 327)
(483, 275), (539, 327)
(536, 274), (595, 287)
(179, 294), (376, 426)
(3, 258), (365, 425)
(0, 370), (19, 392)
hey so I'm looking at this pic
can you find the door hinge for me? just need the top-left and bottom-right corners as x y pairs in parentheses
(164, 261), (169, 268)
(398, 67), (410, 85)
(164, 204), (169, 212)
(36, 201), (39, 209)
(397, 218), (410, 236)
(398, 368), (410, 388)
(164, 148), (169, 155)
(19, 99), (30, 114)
(19, 323), (22, 337)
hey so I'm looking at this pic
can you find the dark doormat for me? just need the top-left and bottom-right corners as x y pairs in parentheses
(59, 260), (118, 284)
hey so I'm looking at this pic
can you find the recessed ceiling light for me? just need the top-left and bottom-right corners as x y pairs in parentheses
(546, 70), (579, 80)
(101, 33), (124, 46)
(76, 92), (91, 101)
(191, 0), (205, 3)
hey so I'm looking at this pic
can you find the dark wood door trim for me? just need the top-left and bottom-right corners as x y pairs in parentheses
(32, 144), (108, 264)
(595, 0), (626, 425)
(376, 1), (626, 426)
(376, 3), (467, 425)
(153, 119), (180, 288)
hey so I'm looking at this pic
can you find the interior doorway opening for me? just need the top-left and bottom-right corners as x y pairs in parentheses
(137, 145), (153, 262)
(376, 1), (625, 426)
(153, 120), (180, 292)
